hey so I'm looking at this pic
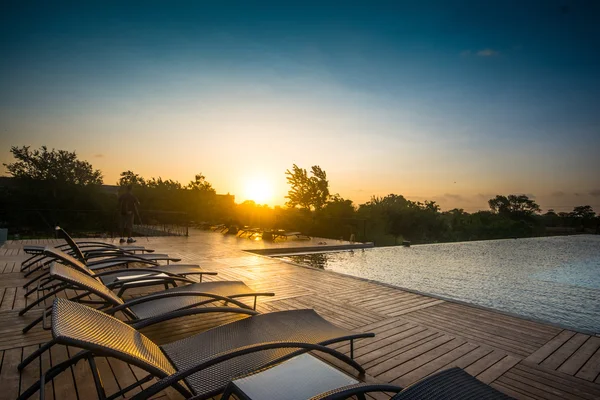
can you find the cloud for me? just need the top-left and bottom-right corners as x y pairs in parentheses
(551, 191), (565, 197)
(476, 48), (500, 57)
(443, 193), (465, 201)
(590, 189), (600, 197)
(94, 154), (104, 158)
(574, 192), (581, 197)
(460, 50), (471, 56)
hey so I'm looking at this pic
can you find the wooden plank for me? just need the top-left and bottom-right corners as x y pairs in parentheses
(464, 350), (507, 376)
(477, 354), (521, 384)
(497, 373), (569, 400)
(576, 348), (600, 382)
(525, 330), (577, 364)
(361, 329), (442, 368)
(559, 337), (600, 376)
(39, 342), (55, 400)
(0, 288), (16, 311)
(385, 338), (468, 385)
(540, 333), (590, 371)
(0, 348), (22, 400)
(395, 342), (478, 386)
(50, 345), (76, 400)
(514, 363), (600, 399)
(370, 334), (455, 378)
(490, 381), (541, 400)
(20, 345), (42, 400)
(401, 309), (539, 356)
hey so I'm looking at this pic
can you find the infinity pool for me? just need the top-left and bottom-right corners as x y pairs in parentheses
(278, 235), (600, 333)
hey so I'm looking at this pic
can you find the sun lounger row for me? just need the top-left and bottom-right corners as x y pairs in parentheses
(17, 231), (512, 399)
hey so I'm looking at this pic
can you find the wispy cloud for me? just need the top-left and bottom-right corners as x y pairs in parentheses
(476, 48), (500, 57)
(443, 193), (465, 201)
(94, 154), (104, 158)
(590, 189), (600, 197)
(551, 191), (565, 197)
(460, 48), (500, 57)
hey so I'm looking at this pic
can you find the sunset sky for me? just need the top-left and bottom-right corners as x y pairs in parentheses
(1, 1), (599, 212)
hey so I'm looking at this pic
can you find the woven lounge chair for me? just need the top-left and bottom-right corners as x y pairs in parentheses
(23, 228), (181, 278)
(19, 262), (274, 334)
(18, 298), (373, 400)
(21, 226), (156, 271)
(23, 247), (216, 297)
(222, 352), (512, 399)
(313, 366), (513, 399)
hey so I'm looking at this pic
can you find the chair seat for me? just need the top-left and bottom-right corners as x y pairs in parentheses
(161, 309), (355, 399)
(98, 264), (205, 285)
(128, 281), (258, 319)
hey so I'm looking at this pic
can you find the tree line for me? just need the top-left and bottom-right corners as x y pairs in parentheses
(1, 146), (598, 243)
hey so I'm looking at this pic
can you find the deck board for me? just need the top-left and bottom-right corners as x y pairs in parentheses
(1, 231), (599, 399)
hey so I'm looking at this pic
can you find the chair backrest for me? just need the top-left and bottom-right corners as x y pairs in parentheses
(43, 247), (96, 277)
(52, 298), (176, 377)
(49, 263), (124, 306)
(55, 226), (86, 263)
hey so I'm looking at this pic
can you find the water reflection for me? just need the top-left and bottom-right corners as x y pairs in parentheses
(282, 253), (330, 269)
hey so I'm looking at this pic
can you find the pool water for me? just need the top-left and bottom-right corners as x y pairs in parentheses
(279, 235), (600, 334)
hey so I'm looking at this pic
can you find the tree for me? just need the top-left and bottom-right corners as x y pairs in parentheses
(187, 173), (215, 193)
(285, 164), (330, 211)
(146, 177), (182, 190)
(570, 205), (595, 219)
(4, 145), (103, 185)
(117, 170), (146, 187)
(488, 194), (541, 217)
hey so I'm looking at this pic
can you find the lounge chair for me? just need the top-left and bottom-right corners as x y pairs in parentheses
(22, 246), (191, 289)
(19, 262), (274, 334)
(23, 247), (216, 296)
(21, 226), (154, 271)
(22, 227), (181, 277)
(18, 298), (373, 400)
(314, 366), (513, 399)
(223, 354), (512, 399)
(272, 230), (312, 241)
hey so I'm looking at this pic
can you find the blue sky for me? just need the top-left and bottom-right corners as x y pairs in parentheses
(1, 1), (599, 211)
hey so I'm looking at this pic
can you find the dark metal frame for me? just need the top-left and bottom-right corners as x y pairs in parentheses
(19, 263), (273, 334)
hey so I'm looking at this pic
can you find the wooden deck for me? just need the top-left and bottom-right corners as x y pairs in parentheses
(1, 230), (599, 399)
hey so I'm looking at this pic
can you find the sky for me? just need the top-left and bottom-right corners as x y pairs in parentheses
(1, 1), (599, 212)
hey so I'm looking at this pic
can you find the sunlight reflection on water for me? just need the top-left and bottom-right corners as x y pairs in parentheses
(280, 235), (600, 333)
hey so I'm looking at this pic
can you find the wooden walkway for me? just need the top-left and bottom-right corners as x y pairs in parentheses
(0, 231), (599, 399)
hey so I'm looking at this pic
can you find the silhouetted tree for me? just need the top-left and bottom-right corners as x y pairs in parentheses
(117, 171), (146, 187)
(4, 145), (103, 185)
(570, 205), (595, 219)
(187, 173), (214, 192)
(488, 195), (541, 217)
(285, 164), (330, 211)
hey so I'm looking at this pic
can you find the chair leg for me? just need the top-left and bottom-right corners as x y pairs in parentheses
(24, 259), (51, 277)
(19, 285), (65, 316)
(19, 339), (57, 370)
(88, 356), (107, 399)
(18, 350), (90, 400)
(22, 313), (45, 334)
(23, 270), (50, 289)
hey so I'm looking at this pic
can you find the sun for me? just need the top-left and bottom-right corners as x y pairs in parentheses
(243, 177), (274, 204)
